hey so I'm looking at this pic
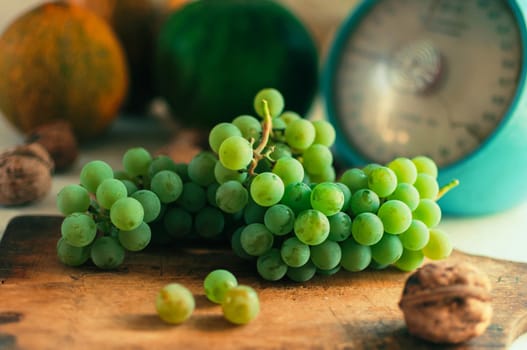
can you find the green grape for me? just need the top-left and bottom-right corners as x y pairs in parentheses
(310, 240), (341, 270)
(371, 234), (403, 265)
(113, 170), (131, 181)
(216, 180), (249, 214)
(121, 179), (138, 196)
(339, 168), (368, 193)
(188, 151), (217, 186)
(394, 249), (424, 272)
(163, 207), (192, 238)
(286, 261), (317, 282)
(204, 269), (238, 304)
(122, 147), (152, 178)
(269, 142), (292, 161)
(194, 206), (225, 238)
(272, 157), (304, 186)
(310, 182), (344, 216)
(243, 197), (266, 224)
(176, 182), (207, 213)
(367, 166), (398, 197)
(56, 184), (91, 215)
(214, 161), (248, 184)
(369, 260), (390, 270)
(280, 181), (312, 215)
(422, 228), (452, 260)
(271, 116), (287, 135)
(278, 110), (301, 126)
(412, 155), (438, 178)
(413, 173), (439, 200)
(206, 182), (220, 207)
(250, 172), (284, 207)
(280, 236), (310, 267)
(219, 136), (253, 171)
(231, 226), (254, 260)
(285, 119), (316, 150)
(340, 239), (371, 272)
(387, 157), (417, 184)
(294, 209), (330, 246)
(150, 170), (183, 204)
(61, 212), (97, 247)
(316, 265), (341, 276)
(208, 122), (242, 153)
(90, 236), (125, 269)
(240, 223), (274, 256)
(221, 285), (260, 325)
(308, 166), (336, 183)
(264, 204), (295, 236)
(413, 199), (442, 228)
(302, 144), (333, 175)
(80, 160), (114, 193)
(95, 178), (128, 210)
(335, 182), (351, 211)
(56, 237), (90, 267)
(131, 189), (161, 223)
(312, 119), (336, 147)
(362, 163), (382, 176)
(156, 283), (195, 324)
(232, 115), (262, 142)
(399, 220), (430, 251)
(387, 183), (420, 211)
(147, 155), (178, 179)
(254, 158), (272, 173)
(110, 197), (144, 231)
(377, 200), (412, 234)
(349, 188), (380, 215)
(174, 163), (190, 183)
(328, 212), (352, 242)
(257, 248), (288, 281)
(351, 212), (384, 246)
(254, 88), (284, 118)
(118, 222), (151, 252)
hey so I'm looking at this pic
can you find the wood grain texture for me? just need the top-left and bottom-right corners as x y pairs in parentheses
(0, 216), (526, 350)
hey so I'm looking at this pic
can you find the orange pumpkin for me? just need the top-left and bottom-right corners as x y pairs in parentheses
(0, 2), (128, 140)
(68, 0), (189, 113)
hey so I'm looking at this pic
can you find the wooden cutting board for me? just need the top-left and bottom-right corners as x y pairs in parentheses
(0, 215), (526, 350)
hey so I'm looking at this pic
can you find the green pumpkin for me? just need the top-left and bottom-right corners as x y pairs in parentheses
(155, 0), (318, 128)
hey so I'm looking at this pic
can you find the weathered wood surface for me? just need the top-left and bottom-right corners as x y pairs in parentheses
(0, 216), (526, 350)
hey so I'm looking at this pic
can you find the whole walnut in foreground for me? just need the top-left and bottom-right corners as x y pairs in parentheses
(399, 261), (493, 344)
(0, 143), (54, 206)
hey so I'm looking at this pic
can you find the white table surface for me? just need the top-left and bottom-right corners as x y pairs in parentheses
(1, 1), (526, 348)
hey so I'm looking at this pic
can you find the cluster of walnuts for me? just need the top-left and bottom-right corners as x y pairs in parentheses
(0, 121), (78, 206)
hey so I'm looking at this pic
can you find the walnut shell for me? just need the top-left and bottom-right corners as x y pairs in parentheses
(0, 143), (54, 206)
(399, 261), (492, 344)
(26, 120), (78, 171)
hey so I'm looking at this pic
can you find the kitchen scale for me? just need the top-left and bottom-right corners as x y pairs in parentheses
(323, 0), (527, 216)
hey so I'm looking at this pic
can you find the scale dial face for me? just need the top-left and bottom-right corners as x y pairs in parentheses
(332, 0), (522, 167)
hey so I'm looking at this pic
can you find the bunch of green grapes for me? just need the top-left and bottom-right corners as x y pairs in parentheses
(55, 88), (455, 280)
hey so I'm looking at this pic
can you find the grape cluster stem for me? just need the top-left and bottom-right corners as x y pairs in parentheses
(436, 179), (460, 201)
(248, 99), (274, 176)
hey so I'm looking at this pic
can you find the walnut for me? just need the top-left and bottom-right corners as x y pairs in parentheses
(0, 143), (54, 206)
(398, 261), (492, 344)
(26, 120), (78, 171)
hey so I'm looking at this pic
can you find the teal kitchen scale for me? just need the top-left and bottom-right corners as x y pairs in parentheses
(323, 0), (527, 216)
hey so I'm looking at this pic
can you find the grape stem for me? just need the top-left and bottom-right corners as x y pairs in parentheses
(248, 99), (273, 176)
(436, 179), (460, 200)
